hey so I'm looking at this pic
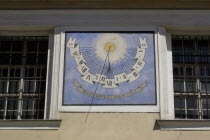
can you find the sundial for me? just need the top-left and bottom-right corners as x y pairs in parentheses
(63, 32), (156, 105)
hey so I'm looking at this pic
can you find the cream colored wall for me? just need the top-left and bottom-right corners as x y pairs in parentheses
(1, 10), (210, 140)
(1, 113), (210, 140)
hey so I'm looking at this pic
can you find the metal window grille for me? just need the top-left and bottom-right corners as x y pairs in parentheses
(172, 35), (210, 119)
(0, 36), (48, 120)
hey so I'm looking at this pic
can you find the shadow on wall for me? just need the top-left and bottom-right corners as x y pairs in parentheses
(153, 120), (160, 130)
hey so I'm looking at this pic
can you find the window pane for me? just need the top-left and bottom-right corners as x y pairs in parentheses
(39, 40), (48, 52)
(0, 98), (5, 119)
(0, 80), (7, 93)
(11, 53), (22, 65)
(26, 53), (37, 65)
(12, 41), (23, 53)
(38, 53), (47, 65)
(27, 40), (38, 53)
(0, 36), (48, 120)
(198, 39), (209, 63)
(6, 98), (18, 119)
(0, 41), (11, 52)
(0, 53), (10, 65)
(23, 80), (36, 93)
(8, 80), (19, 93)
(173, 35), (210, 119)
(183, 39), (195, 64)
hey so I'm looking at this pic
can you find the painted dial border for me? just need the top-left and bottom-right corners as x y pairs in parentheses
(62, 31), (157, 106)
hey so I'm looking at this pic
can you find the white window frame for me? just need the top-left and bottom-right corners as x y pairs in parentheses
(158, 27), (175, 120)
(0, 30), (61, 129)
(151, 27), (210, 121)
(159, 28), (210, 120)
(54, 26), (161, 112)
(156, 27), (210, 130)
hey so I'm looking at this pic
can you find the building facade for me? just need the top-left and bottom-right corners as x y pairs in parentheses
(1, 1), (210, 140)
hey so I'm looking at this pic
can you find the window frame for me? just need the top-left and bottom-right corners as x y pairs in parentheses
(0, 31), (61, 129)
(55, 26), (160, 113)
(0, 36), (49, 120)
(157, 28), (210, 130)
(172, 35), (210, 120)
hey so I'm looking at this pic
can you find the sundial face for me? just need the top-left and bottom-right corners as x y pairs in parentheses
(63, 32), (156, 105)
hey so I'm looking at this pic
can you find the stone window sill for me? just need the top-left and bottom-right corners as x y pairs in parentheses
(0, 120), (62, 130)
(156, 119), (210, 131)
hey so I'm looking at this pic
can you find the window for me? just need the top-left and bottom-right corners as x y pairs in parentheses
(172, 35), (210, 119)
(0, 36), (48, 120)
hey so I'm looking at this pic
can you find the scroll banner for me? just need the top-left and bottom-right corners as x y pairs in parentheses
(68, 36), (148, 88)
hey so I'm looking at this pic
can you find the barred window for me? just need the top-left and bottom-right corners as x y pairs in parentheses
(172, 35), (210, 119)
(0, 36), (48, 120)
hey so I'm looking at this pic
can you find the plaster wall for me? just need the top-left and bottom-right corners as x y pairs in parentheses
(0, 10), (210, 140)
(1, 113), (210, 140)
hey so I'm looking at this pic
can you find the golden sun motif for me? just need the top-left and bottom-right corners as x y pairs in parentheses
(96, 34), (127, 63)
(104, 42), (115, 52)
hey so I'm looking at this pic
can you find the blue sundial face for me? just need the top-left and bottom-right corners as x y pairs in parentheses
(63, 32), (156, 105)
